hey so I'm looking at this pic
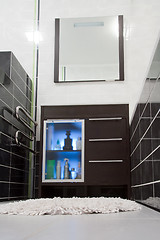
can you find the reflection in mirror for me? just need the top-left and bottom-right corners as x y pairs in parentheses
(139, 39), (160, 115)
(54, 16), (124, 83)
(130, 37), (160, 212)
(147, 40), (160, 79)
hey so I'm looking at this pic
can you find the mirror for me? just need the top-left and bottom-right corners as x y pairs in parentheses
(54, 15), (124, 83)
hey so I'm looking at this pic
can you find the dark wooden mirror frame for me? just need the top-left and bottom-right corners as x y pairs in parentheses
(54, 15), (124, 83)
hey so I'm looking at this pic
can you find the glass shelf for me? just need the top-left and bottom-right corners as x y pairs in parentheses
(42, 119), (84, 182)
(47, 150), (81, 152)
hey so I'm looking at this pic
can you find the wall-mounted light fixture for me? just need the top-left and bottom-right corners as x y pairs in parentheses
(25, 31), (43, 44)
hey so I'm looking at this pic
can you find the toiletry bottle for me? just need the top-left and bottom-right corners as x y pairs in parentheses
(64, 158), (69, 179)
(76, 137), (81, 150)
(46, 160), (55, 179)
(63, 131), (73, 150)
(71, 168), (77, 179)
(55, 139), (61, 150)
(56, 160), (61, 179)
(77, 162), (81, 179)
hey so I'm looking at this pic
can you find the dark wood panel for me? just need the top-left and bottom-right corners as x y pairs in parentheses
(86, 140), (127, 160)
(41, 104), (129, 120)
(85, 162), (128, 185)
(86, 118), (127, 139)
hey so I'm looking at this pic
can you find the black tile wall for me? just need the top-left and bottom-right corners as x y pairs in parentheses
(11, 154), (29, 171)
(11, 67), (26, 95)
(151, 103), (160, 117)
(152, 117), (160, 138)
(10, 168), (28, 184)
(130, 126), (140, 153)
(0, 132), (12, 152)
(140, 139), (152, 160)
(155, 183), (160, 198)
(140, 161), (153, 183)
(9, 183), (28, 198)
(0, 52), (33, 201)
(130, 104), (140, 137)
(0, 52), (11, 76)
(0, 166), (10, 181)
(141, 185), (153, 200)
(27, 86), (32, 100)
(0, 183), (9, 199)
(34, 141), (40, 198)
(131, 146), (141, 169)
(139, 117), (151, 139)
(140, 103), (150, 118)
(130, 105), (139, 135)
(153, 161), (160, 182)
(0, 84), (14, 108)
(11, 54), (27, 81)
(132, 187), (141, 200)
(130, 40), (160, 211)
(131, 167), (141, 186)
(0, 150), (10, 167)
(0, 117), (12, 137)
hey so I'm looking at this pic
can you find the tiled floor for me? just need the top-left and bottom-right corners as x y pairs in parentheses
(0, 205), (160, 240)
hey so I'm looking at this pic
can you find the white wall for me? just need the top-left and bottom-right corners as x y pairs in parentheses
(1, 0), (160, 141)
(37, 0), (160, 139)
(0, 0), (35, 78)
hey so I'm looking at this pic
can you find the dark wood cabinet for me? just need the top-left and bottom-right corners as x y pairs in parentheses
(85, 118), (127, 139)
(39, 104), (130, 198)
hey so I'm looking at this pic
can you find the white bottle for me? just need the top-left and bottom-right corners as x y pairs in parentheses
(56, 160), (61, 179)
(76, 137), (81, 150)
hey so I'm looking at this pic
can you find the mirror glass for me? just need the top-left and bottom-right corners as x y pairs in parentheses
(54, 16), (124, 82)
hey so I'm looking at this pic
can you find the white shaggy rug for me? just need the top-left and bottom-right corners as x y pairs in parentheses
(0, 197), (141, 216)
(142, 197), (160, 209)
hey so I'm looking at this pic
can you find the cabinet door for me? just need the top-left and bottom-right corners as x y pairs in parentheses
(42, 119), (85, 182)
(85, 161), (128, 185)
(85, 117), (127, 139)
(86, 140), (127, 160)
(85, 117), (129, 184)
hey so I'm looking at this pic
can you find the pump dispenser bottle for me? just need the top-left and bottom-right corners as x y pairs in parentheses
(64, 158), (69, 179)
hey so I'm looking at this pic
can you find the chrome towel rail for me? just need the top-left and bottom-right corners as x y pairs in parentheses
(15, 130), (33, 144)
(16, 106), (38, 126)
(17, 117), (35, 135)
(2, 106), (35, 135)
(14, 106), (38, 153)
(1, 106), (37, 153)
(15, 106), (38, 135)
(15, 130), (36, 154)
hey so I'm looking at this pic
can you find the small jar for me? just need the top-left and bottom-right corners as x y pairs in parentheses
(71, 168), (77, 179)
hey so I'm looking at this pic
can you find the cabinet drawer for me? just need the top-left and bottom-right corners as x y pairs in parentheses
(86, 140), (127, 160)
(85, 162), (128, 185)
(86, 117), (127, 139)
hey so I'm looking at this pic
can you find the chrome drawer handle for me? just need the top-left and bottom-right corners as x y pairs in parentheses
(89, 117), (122, 121)
(89, 160), (123, 163)
(89, 138), (122, 142)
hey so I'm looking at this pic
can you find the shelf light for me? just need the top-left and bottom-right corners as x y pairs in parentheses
(74, 22), (104, 28)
